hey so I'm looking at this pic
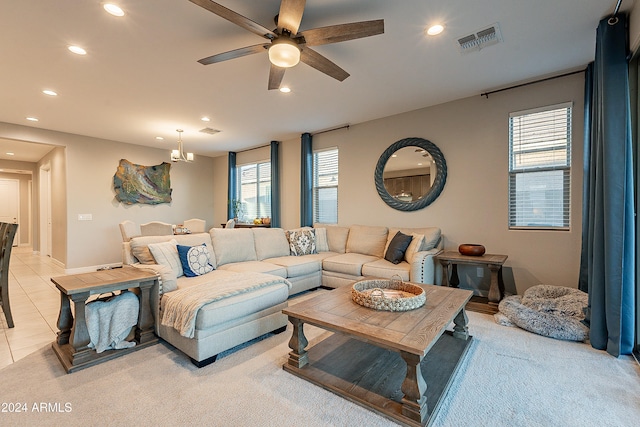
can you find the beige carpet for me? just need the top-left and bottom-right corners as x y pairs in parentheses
(0, 298), (638, 426)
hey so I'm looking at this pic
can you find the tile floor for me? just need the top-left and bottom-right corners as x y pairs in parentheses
(0, 247), (65, 369)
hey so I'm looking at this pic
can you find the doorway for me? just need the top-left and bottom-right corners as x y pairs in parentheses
(0, 178), (20, 246)
(39, 165), (52, 257)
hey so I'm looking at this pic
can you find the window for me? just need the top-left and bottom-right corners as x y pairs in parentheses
(237, 161), (271, 220)
(313, 148), (338, 224)
(508, 103), (572, 229)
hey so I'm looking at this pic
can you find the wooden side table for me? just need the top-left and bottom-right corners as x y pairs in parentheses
(435, 251), (508, 304)
(51, 267), (159, 373)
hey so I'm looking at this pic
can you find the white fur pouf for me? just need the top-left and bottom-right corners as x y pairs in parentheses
(495, 285), (589, 341)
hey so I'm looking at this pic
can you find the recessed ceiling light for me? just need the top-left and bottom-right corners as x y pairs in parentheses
(42, 90), (58, 96)
(391, 154), (397, 158)
(155, 136), (164, 140)
(26, 117), (39, 122)
(68, 45), (87, 55)
(279, 87), (291, 93)
(103, 3), (125, 17)
(426, 24), (444, 36)
(6, 152), (15, 156)
(417, 162), (423, 166)
(201, 117), (210, 122)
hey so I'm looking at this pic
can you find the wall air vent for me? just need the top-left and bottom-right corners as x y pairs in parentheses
(457, 23), (503, 54)
(199, 127), (221, 135)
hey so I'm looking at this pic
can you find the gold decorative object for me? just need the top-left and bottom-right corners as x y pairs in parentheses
(351, 277), (426, 311)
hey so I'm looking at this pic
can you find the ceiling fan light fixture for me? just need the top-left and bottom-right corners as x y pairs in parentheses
(268, 39), (300, 68)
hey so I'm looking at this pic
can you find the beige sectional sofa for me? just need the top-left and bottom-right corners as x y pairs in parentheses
(121, 224), (442, 367)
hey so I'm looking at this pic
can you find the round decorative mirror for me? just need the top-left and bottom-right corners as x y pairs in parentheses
(374, 137), (447, 211)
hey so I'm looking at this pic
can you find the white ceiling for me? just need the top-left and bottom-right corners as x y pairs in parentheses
(0, 0), (629, 162)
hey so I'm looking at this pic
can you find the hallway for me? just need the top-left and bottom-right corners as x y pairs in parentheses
(0, 247), (64, 369)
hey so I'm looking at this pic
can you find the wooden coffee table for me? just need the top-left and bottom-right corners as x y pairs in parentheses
(283, 283), (473, 427)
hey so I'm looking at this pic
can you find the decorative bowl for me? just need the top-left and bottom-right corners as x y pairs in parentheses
(458, 244), (486, 256)
(352, 278), (425, 311)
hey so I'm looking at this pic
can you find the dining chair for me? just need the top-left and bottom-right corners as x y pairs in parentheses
(0, 222), (18, 328)
(183, 218), (206, 233)
(140, 221), (174, 236)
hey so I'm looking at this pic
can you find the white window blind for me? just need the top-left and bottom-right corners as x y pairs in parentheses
(508, 103), (572, 229)
(313, 148), (338, 224)
(238, 161), (271, 220)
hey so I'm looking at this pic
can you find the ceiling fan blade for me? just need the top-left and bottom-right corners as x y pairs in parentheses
(189, 0), (276, 39)
(300, 47), (349, 82)
(299, 19), (384, 46)
(277, 0), (306, 35)
(198, 44), (268, 65)
(268, 64), (286, 90)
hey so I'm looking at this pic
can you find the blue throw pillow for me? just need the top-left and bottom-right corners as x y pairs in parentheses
(177, 244), (214, 277)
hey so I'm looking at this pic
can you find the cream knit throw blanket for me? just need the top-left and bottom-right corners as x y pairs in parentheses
(161, 272), (291, 338)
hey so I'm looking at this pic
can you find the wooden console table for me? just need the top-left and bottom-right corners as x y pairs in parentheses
(51, 267), (159, 373)
(436, 251), (508, 304)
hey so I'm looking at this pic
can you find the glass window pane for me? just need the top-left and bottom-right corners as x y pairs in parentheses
(508, 104), (571, 229)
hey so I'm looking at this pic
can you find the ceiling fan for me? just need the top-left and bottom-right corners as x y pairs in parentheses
(188, 0), (384, 90)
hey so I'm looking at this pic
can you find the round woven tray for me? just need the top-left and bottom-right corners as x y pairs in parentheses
(352, 279), (426, 311)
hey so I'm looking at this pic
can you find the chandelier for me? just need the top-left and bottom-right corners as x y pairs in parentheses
(171, 129), (194, 162)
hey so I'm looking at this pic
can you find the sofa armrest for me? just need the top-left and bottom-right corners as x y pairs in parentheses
(409, 248), (443, 285)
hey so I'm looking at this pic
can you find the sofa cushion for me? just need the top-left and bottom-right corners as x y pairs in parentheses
(387, 227), (441, 252)
(322, 253), (380, 276)
(264, 256), (322, 277)
(129, 233), (216, 267)
(346, 225), (388, 258)
(362, 259), (410, 282)
(314, 227), (329, 252)
(130, 235), (172, 264)
(210, 228), (257, 266)
(177, 244), (215, 277)
(384, 231), (413, 264)
(315, 224), (350, 253)
(193, 283), (289, 330)
(148, 239), (183, 278)
(287, 229), (316, 256)
(253, 228), (290, 260)
(217, 261), (287, 278)
(405, 234), (425, 263)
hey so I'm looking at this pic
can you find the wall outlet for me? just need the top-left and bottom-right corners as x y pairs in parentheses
(78, 214), (93, 221)
(477, 267), (484, 278)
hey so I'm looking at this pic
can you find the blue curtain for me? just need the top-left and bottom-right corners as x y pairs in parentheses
(227, 152), (237, 220)
(580, 14), (635, 356)
(300, 133), (313, 226)
(270, 141), (281, 228)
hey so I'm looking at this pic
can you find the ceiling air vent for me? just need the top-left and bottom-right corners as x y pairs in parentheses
(199, 127), (221, 135)
(457, 23), (503, 54)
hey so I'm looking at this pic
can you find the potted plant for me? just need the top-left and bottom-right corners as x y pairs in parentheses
(230, 199), (244, 222)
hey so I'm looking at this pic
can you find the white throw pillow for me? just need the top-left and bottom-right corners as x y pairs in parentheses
(404, 234), (425, 263)
(148, 239), (183, 278)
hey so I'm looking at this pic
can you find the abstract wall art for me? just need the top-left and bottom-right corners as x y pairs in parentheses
(113, 159), (172, 205)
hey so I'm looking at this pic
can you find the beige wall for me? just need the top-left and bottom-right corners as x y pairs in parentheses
(1, 71), (584, 289)
(37, 146), (67, 265)
(0, 122), (216, 271)
(215, 73), (583, 296)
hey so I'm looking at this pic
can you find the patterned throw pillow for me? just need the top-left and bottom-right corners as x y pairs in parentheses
(177, 244), (215, 277)
(287, 229), (316, 256)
